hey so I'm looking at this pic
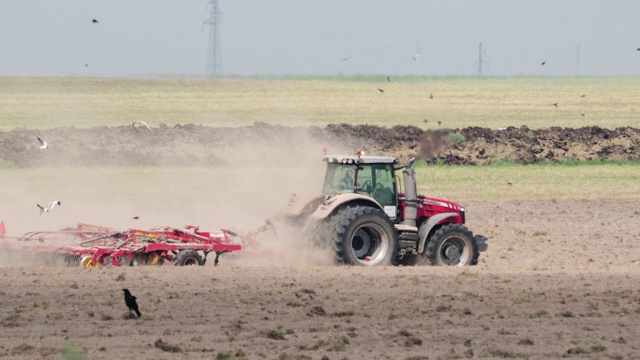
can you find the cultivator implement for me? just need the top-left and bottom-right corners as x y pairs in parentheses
(1, 221), (275, 268)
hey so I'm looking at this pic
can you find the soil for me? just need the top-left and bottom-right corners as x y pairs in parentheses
(1, 123), (639, 167)
(0, 124), (640, 359)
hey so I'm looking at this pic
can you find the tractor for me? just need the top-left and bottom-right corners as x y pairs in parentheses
(282, 150), (488, 266)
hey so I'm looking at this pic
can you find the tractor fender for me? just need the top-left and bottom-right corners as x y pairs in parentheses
(417, 212), (459, 254)
(311, 193), (384, 221)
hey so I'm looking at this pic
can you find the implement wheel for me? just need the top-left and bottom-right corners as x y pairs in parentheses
(144, 252), (164, 265)
(175, 250), (204, 266)
(80, 255), (101, 268)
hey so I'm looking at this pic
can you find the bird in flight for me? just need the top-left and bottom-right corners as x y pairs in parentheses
(387, 76), (391, 82)
(636, 48), (640, 51)
(411, 56), (417, 62)
(37, 201), (61, 215)
(131, 121), (152, 131)
(132, 216), (140, 220)
(377, 88), (384, 93)
(552, 102), (558, 108)
(122, 289), (141, 317)
(340, 57), (351, 61)
(92, 19), (99, 24)
(37, 136), (48, 150)
(541, 61), (546, 66)
(580, 94), (586, 98)
(84, 63), (89, 67)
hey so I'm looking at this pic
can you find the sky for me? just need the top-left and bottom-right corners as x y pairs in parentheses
(1, 0), (639, 77)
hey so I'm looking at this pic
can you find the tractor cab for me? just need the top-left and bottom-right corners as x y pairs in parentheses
(322, 154), (399, 217)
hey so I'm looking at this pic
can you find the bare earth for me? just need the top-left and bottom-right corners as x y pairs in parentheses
(1, 124), (640, 359)
(1, 198), (640, 359)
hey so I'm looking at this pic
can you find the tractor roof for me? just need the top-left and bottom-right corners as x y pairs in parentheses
(323, 155), (398, 165)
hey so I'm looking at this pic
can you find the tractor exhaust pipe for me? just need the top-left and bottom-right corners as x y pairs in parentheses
(401, 157), (418, 228)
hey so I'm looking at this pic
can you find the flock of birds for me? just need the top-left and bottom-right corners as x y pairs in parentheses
(34, 121), (150, 216)
(340, 56), (598, 128)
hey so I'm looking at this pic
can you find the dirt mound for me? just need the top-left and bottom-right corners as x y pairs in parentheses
(1, 123), (638, 167)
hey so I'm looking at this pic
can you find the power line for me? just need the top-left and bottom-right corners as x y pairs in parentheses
(204, 0), (222, 77)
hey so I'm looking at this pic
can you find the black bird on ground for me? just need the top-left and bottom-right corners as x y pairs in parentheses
(122, 289), (141, 317)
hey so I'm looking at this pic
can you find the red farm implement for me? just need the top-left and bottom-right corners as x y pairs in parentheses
(1, 221), (275, 268)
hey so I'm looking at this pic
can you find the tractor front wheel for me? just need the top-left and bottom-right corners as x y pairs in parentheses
(426, 223), (479, 266)
(175, 250), (204, 266)
(329, 206), (398, 266)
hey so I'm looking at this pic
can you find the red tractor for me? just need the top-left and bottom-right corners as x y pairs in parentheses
(283, 152), (487, 266)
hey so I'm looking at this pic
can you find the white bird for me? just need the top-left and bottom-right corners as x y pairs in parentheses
(497, 127), (508, 131)
(37, 136), (48, 150)
(37, 201), (61, 215)
(131, 121), (152, 131)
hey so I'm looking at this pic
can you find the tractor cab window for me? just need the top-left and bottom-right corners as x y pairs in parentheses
(323, 163), (357, 194)
(358, 164), (396, 207)
(323, 162), (396, 207)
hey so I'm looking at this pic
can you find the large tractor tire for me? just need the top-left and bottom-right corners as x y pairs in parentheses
(175, 250), (204, 266)
(426, 223), (479, 266)
(327, 205), (398, 266)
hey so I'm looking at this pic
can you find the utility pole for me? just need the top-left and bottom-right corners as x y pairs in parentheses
(476, 42), (489, 76)
(204, 0), (222, 77)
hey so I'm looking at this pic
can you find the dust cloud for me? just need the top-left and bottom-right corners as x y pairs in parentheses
(0, 126), (345, 267)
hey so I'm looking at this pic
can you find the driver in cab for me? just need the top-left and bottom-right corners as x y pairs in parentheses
(340, 169), (355, 191)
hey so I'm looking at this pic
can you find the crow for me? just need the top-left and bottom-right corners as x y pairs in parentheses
(92, 19), (99, 24)
(122, 289), (141, 317)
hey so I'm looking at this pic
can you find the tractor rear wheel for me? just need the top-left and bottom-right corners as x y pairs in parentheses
(175, 250), (204, 266)
(426, 223), (479, 266)
(328, 205), (398, 266)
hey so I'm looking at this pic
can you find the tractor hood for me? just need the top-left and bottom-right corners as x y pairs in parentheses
(420, 195), (465, 212)
(398, 192), (466, 223)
